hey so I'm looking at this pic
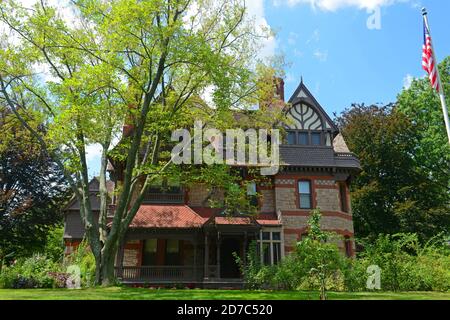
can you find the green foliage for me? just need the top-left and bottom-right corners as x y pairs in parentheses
(234, 241), (267, 290)
(352, 234), (450, 292)
(0, 254), (61, 289)
(336, 104), (450, 240)
(0, 108), (67, 261)
(42, 226), (65, 263)
(397, 57), (450, 190)
(63, 241), (96, 288)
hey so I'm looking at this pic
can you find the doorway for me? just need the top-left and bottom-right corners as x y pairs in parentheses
(220, 238), (241, 279)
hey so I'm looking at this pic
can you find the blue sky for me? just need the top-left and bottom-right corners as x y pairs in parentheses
(260, 0), (450, 116)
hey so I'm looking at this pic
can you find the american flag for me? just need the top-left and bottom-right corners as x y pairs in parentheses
(422, 20), (440, 92)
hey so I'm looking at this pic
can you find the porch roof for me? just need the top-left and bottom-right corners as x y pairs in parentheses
(129, 205), (207, 229)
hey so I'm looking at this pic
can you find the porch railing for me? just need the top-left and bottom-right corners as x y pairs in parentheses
(115, 266), (200, 282)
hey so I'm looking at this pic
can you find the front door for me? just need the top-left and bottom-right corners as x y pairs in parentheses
(220, 238), (241, 279)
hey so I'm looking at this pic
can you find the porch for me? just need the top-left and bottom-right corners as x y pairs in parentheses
(114, 228), (259, 287)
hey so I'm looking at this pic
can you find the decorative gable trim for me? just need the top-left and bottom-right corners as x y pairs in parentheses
(286, 81), (338, 133)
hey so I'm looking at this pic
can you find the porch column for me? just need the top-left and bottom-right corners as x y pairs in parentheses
(204, 233), (209, 280)
(243, 232), (248, 265)
(193, 239), (198, 281)
(216, 232), (221, 279)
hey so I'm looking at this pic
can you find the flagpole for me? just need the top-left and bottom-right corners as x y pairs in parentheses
(422, 8), (450, 144)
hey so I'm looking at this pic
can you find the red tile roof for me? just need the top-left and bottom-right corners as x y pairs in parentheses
(129, 205), (206, 229)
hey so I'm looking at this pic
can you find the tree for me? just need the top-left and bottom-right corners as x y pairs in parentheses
(0, 107), (67, 270)
(0, 0), (282, 285)
(336, 104), (450, 241)
(295, 209), (344, 300)
(397, 57), (450, 196)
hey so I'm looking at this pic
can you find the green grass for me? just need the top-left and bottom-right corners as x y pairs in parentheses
(0, 287), (449, 300)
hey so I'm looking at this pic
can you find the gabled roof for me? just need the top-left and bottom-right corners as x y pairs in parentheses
(287, 80), (339, 133)
(64, 177), (115, 212)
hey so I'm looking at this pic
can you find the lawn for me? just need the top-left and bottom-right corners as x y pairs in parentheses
(0, 287), (449, 300)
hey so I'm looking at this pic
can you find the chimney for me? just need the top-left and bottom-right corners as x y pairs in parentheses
(274, 77), (285, 102)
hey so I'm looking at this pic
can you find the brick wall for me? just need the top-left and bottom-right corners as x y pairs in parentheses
(274, 174), (355, 257)
(260, 189), (275, 213)
(187, 184), (224, 207)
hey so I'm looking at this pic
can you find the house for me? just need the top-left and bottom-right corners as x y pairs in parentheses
(63, 80), (360, 287)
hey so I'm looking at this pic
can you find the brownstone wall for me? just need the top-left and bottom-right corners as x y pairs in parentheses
(187, 184), (224, 207)
(274, 174), (355, 256)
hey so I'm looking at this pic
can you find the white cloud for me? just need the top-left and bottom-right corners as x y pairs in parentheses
(313, 49), (328, 62)
(403, 74), (414, 89)
(280, 0), (410, 11)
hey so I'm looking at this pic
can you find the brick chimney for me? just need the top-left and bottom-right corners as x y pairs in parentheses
(274, 77), (285, 102)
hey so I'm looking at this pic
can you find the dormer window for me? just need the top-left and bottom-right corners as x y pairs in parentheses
(287, 131), (296, 145)
(298, 132), (309, 145)
(311, 132), (322, 145)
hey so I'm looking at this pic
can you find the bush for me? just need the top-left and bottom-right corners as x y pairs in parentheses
(43, 226), (65, 263)
(345, 233), (450, 292)
(0, 254), (61, 289)
(63, 240), (96, 287)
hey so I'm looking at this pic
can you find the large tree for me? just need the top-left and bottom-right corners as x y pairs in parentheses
(0, 107), (67, 269)
(397, 57), (450, 194)
(0, 0), (282, 285)
(336, 104), (449, 241)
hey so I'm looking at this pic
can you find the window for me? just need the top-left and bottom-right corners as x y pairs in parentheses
(298, 132), (309, 145)
(339, 183), (348, 213)
(287, 131), (296, 145)
(311, 132), (322, 145)
(258, 230), (282, 265)
(165, 239), (181, 265)
(298, 180), (312, 209)
(247, 182), (258, 207)
(142, 239), (157, 266)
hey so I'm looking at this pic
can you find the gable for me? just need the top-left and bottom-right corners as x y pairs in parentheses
(285, 81), (338, 132)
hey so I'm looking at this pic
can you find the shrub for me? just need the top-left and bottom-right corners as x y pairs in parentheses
(0, 254), (60, 289)
(43, 226), (65, 263)
(347, 233), (450, 292)
(63, 240), (96, 287)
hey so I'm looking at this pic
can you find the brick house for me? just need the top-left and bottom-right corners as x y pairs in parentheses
(63, 80), (360, 286)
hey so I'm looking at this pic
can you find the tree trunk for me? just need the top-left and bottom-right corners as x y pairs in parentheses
(100, 251), (116, 287)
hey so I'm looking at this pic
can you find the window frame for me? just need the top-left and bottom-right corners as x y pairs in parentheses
(257, 230), (283, 266)
(298, 180), (313, 209)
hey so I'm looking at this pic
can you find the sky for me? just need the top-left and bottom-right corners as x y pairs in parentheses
(255, 0), (449, 115)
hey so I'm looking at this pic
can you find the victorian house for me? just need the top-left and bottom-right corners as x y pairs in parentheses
(63, 80), (360, 287)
